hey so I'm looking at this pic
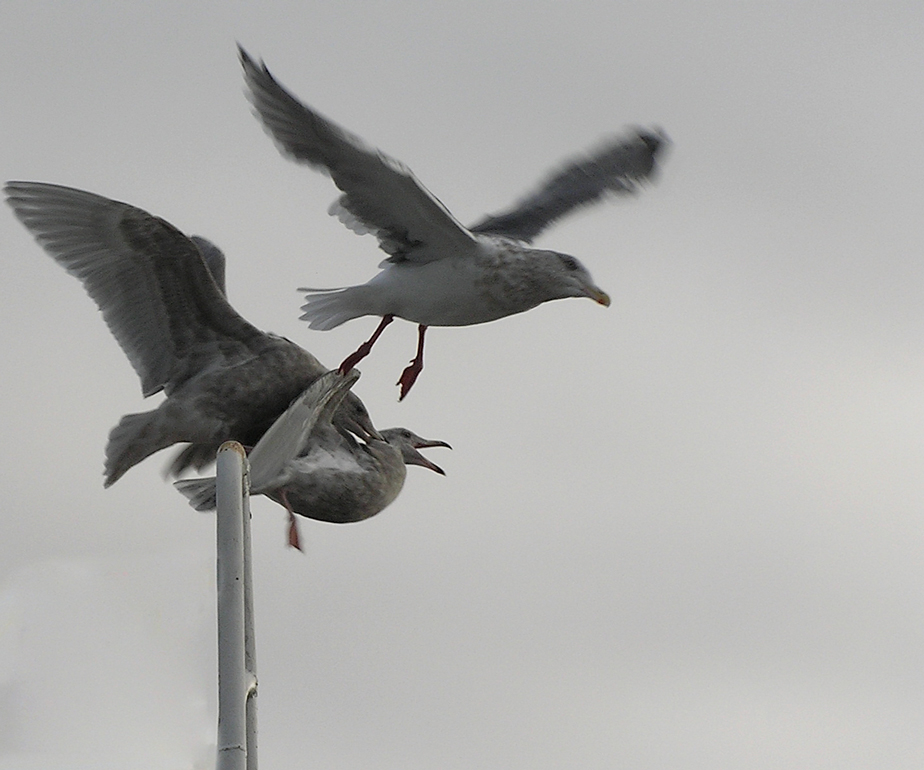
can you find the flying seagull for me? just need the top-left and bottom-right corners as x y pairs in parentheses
(175, 370), (450, 549)
(240, 45), (667, 399)
(5, 181), (381, 486)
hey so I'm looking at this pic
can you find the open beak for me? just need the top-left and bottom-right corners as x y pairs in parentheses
(412, 438), (452, 451)
(406, 437), (451, 476)
(404, 448), (447, 476)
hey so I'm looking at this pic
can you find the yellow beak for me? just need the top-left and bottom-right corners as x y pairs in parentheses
(586, 286), (611, 307)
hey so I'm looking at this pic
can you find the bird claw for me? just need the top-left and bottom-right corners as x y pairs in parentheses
(283, 491), (303, 551)
(397, 359), (423, 401)
(397, 324), (427, 401)
(287, 511), (303, 551)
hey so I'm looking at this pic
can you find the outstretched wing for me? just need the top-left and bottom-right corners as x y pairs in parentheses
(5, 182), (270, 397)
(239, 46), (477, 264)
(470, 129), (668, 242)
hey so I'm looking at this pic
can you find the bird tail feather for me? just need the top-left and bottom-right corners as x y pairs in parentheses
(173, 477), (218, 511)
(164, 443), (219, 479)
(104, 410), (173, 487)
(299, 286), (371, 330)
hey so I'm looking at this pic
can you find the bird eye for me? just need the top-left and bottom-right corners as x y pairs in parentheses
(560, 255), (580, 271)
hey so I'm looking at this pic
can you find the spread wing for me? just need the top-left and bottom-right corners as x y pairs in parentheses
(5, 181), (271, 397)
(470, 129), (668, 242)
(239, 46), (477, 264)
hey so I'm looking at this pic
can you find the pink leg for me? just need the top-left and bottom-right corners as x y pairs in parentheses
(338, 314), (394, 374)
(397, 324), (428, 401)
(281, 490), (303, 552)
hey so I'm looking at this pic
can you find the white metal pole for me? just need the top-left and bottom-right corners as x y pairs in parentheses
(216, 441), (254, 770)
(242, 479), (258, 770)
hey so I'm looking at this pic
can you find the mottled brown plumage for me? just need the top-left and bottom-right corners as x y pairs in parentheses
(174, 372), (450, 547)
(5, 182), (380, 485)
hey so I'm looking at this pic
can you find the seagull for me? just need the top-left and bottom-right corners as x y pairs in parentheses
(5, 181), (382, 486)
(240, 46), (667, 399)
(174, 370), (451, 549)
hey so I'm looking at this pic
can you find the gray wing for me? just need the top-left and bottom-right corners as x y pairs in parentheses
(239, 46), (476, 264)
(247, 370), (358, 493)
(5, 182), (270, 397)
(470, 129), (668, 242)
(191, 235), (227, 295)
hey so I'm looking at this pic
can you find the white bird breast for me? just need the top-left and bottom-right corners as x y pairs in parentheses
(368, 239), (544, 327)
(291, 446), (367, 475)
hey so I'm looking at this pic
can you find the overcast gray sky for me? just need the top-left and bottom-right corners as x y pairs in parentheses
(2, 2), (924, 768)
